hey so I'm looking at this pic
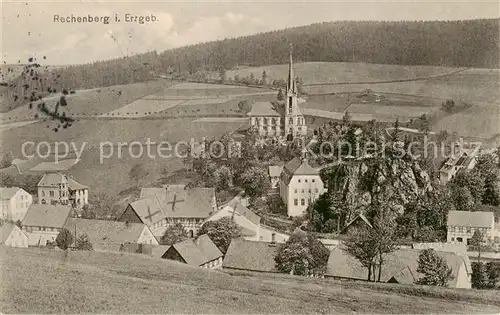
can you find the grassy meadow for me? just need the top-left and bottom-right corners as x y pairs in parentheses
(1, 246), (499, 314)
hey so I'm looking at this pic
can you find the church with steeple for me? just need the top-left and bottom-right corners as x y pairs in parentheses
(247, 47), (307, 141)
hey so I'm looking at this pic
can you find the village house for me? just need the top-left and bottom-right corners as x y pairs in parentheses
(247, 49), (307, 141)
(21, 204), (74, 246)
(0, 187), (32, 222)
(0, 222), (28, 248)
(119, 184), (217, 240)
(223, 238), (280, 273)
(439, 143), (481, 184)
(204, 195), (289, 243)
(447, 211), (495, 244)
(279, 151), (326, 217)
(37, 172), (89, 209)
(63, 217), (158, 252)
(161, 234), (223, 269)
(326, 246), (472, 289)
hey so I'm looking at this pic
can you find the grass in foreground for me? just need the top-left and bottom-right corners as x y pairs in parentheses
(1, 246), (499, 314)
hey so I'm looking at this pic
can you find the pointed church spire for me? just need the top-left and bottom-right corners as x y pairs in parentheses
(287, 43), (297, 95)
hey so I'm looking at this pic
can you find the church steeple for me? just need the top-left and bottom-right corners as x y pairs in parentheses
(287, 44), (297, 95)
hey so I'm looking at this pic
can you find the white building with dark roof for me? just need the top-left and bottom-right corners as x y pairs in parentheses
(37, 172), (88, 209)
(247, 49), (307, 141)
(279, 151), (326, 217)
(119, 184), (217, 239)
(447, 211), (495, 244)
(439, 143), (481, 184)
(0, 187), (32, 222)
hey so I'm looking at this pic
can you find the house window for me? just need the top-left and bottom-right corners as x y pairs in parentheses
(459, 227), (464, 233)
(298, 179), (301, 183)
(467, 227), (472, 233)
(305, 179), (308, 183)
(312, 179), (315, 183)
(42, 191), (45, 197)
(49, 191), (54, 197)
(294, 199), (298, 206)
(308, 189), (312, 193)
(457, 237), (463, 242)
(315, 188), (319, 193)
(294, 189), (297, 193)
(301, 199), (305, 206)
(301, 189), (304, 193)
(289, 118), (293, 125)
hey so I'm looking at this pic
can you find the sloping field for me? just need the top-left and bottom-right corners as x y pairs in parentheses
(1, 246), (498, 314)
(228, 62), (464, 85)
(306, 69), (500, 104)
(345, 103), (437, 120)
(101, 99), (186, 117)
(432, 105), (500, 139)
(0, 80), (178, 122)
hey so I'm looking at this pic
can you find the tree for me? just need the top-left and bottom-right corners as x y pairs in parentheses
(56, 228), (74, 250)
(343, 225), (379, 281)
(75, 233), (93, 251)
(373, 219), (398, 282)
(471, 230), (483, 263)
(198, 217), (242, 253)
(391, 118), (401, 141)
(414, 249), (454, 286)
(261, 70), (268, 85)
(441, 99), (455, 113)
(277, 88), (284, 101)
(342, 111), (351, 125)
(274, 229), (330, 276)
(267, 195), (287, 215)
(486, 262), (500, 288)
(437, 130), (449, 144)
(237, 99), (252, 113)
(471, 262), (488, 289)
(160, 223), (188, 245)
(129, 163), (149, 186)
(240, 166), (270, 199)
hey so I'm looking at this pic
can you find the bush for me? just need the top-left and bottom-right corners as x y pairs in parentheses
(75, 233), (93, 251)
(414, 249), (454, 286)
(55, 228), (73, 250)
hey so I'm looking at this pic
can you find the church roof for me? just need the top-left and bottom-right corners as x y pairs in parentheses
(287, 47), (297, 94)
(247, 102), (281, 117)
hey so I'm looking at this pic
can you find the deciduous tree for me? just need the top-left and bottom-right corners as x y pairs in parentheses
(129, 163), (149, 186)
(198, 217), (242, 253)
(161, 223), (189, 245)
(56, 228), (74, 250)
(414, 249), (453, 286)
(75, 233), (93, 251)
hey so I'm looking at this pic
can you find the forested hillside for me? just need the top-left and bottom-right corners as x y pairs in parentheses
(1, 19), (498, 111)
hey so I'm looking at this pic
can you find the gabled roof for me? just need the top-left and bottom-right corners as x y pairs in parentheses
(128, 196), (165, 225)
(151, 244), (171, 258)
(195, 234), (223, 262)
(247, 102), (281, 117)
(22, 204), (73, 228)
(170, 235), (222, 266)
(130, 187), (216, 224)
(67, 177), (88, 190)
(447, 211), (494, 228)
(0, 187), (23, 200)
(63, 218), (152, 251)
(326, 246), (470, 287)
(223, 239), (279, 272)
(342, 213), (373, 233)
(283, 157), (318, 176)
(268, 165), (283, 178)
(223, 197), (261, 226)
(0, 223), (22, 243)
(37, 173), (67, 187)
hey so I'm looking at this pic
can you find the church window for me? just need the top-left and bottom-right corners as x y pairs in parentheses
(189, 230), (194, 238)
(289, 97), (293, 108)
(294, 199), (298, 206)
(301, 199), (305, 206)
(289, 118), (293, 125)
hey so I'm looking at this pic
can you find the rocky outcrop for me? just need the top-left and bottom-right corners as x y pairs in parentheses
(321, 157), (433, 219)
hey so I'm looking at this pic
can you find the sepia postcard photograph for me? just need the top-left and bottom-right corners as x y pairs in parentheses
(1, 0), (500, 313)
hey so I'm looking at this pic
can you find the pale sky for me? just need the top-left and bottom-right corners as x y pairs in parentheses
(1, 0), (499, 65)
